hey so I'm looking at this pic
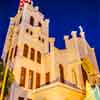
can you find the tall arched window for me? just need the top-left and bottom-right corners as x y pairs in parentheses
(72, 69), (77, 85)
(23, 44), (29, 57)
(20, 67), (26, 87)
(30, 48), (35, 61)
(30, 16), (34, 26)
(81, 66), (88, 87)
(36, 72), (40, 88)
(45, 72), (50, 85)
(37, 51), (41, 64)
(59, 64), (64, 83)
(28, 70), (33, 89)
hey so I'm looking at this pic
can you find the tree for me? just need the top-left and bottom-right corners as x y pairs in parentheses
(0, 60), (14, 96)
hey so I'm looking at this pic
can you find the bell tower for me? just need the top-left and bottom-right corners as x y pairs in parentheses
(2, 1), (50, 100)
(2, 0), (49, 65)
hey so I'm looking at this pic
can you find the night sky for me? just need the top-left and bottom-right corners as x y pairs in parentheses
(0, 0), (100, 66)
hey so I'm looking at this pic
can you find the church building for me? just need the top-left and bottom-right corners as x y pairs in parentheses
(1, 0), (99, 100)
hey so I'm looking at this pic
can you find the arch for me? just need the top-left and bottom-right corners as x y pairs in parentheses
(59, 64), (64, 83)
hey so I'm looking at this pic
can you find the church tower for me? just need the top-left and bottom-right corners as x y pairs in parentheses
(1, 0), (99, 100)
(2, 0), (50, 100)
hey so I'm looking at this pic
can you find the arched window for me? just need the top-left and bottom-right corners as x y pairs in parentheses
(59, 64), (64, 83)
(23, 44), (29, 57)
(81, 66), (88, 87)
(30, 48), (35, 61)
(30, 16), (34, 26)
(20, 67), (26, 87)
(45, 72), (50, 85)
(28, 70), (33, 89)
(72, 69), (77, 85)
(37, 51), (41, 64)
(36, 72), (40, 88)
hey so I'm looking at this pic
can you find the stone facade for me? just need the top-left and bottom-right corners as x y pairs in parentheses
(1, 1), (99, 100)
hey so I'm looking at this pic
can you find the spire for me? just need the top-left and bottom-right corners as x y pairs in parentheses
(19, 0), (32, 9)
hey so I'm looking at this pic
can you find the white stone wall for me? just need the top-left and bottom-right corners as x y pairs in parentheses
(2, 2), (99, 100)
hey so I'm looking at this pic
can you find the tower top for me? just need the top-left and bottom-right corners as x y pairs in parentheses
(19, 0), (33, 9)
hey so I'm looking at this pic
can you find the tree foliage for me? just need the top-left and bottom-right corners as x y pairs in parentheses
(0, 61), (14, 96)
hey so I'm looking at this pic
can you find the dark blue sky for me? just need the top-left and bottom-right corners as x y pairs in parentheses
(0, 0), (100, 66)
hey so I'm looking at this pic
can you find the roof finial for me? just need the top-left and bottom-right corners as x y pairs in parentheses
(79, 25), (85, 38)
(79, 25), (83, 32)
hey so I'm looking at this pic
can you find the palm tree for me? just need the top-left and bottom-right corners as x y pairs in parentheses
(0, 59), (14, 97)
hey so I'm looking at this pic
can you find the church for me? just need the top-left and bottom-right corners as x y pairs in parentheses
(1, 0), (100, 100)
